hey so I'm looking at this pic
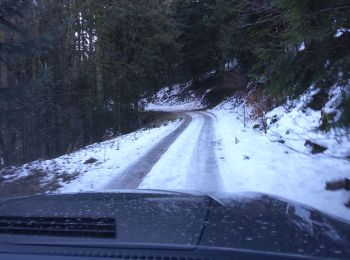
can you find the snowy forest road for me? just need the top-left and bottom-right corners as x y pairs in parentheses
(106, 111), (223, 191)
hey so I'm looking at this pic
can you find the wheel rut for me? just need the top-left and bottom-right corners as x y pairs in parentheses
(106, 114), (192, 189)
(187, 111), (223, 192)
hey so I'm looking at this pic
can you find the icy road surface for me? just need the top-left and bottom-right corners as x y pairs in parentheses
(107, 111), (223, 192)
(139, 111), (223, 191)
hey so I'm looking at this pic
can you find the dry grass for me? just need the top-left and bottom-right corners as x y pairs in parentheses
(140, 111), (180, 129)
(0, 169), (80, 199)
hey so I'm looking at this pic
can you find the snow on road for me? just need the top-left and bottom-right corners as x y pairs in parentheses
(139, 112), (204, 190)
(137, 85), (350, 221)
(0, 119), (182, 194)
(57, 120), (182, 193)
(138, 101), (350, 221)
(139, 111), (223, 192)
(106, 114), (192, 189)
(2, 83), (349, 221)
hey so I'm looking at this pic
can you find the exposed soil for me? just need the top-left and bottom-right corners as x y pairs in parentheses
(0, 169), (79, 199)
(140, 111), (180, 128)
(0, 112), (182, 199)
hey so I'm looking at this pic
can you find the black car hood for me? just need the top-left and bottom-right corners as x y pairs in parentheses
(0, 191), (349, 258)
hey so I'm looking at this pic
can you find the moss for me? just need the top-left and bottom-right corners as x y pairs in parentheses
(319, 112), (336, 132)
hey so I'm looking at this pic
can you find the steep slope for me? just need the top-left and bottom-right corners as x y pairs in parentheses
(210, 89), (350, 221)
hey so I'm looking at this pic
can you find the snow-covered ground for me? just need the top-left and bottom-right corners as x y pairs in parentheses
(212, 98), (350, 221)
(265, 85), (350, 158)
(138, 85), (350, 221)
(0, 120), (182, 193)
(144, 83), (206, 111)
(57, 120), (183, 192)
(1, 83), (349, 221)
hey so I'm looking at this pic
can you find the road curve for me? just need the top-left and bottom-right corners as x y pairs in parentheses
(106, 113), (192, 189)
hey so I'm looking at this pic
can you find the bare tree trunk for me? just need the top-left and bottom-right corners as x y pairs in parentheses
(95, 17), (104, 108)
(0, 63), (8, 88)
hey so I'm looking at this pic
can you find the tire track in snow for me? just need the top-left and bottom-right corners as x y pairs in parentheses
(139, 111), (223, 192)
(106, 114), (192, 189)
(186, 111), (223, 192)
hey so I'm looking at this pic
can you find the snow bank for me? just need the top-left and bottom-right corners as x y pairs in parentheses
(266, 85), (350, 158)
(1, 120), (182, 193)
(211, 87), (350, 221)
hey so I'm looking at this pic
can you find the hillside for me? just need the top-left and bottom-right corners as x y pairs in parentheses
(1, 81), (349, 221)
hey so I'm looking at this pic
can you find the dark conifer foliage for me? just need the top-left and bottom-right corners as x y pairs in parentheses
(0, 0), (179, 166)
(0, 0), (349, 166)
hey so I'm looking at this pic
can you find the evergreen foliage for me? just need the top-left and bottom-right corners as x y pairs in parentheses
(0, 0), (349, 166)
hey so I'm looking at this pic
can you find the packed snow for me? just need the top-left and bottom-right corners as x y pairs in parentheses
(139, 111), (219, 191)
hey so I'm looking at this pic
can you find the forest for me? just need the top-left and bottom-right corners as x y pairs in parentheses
(0, 0), (349, 166)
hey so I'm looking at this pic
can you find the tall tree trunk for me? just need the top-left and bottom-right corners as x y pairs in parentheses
(0, 63), (8, 88)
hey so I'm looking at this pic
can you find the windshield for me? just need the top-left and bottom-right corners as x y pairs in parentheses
(0, 0), (349, 257)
